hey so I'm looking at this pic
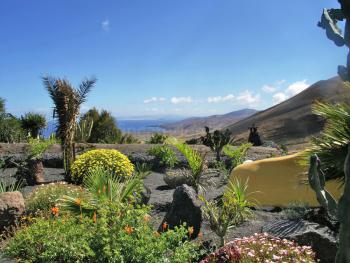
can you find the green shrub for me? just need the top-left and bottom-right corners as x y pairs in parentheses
(81, 108), (122, 144)
(4, 203), (201, 262)
(148, 133), (168, 144)
(3, 216), (96, 262)
(20, 112), (47, 138)
(223, 143), (252, 170)
(0, 112), (24, 143)
(25, 183), (85, 215)
(148, 145), (178, 169)
(71, 149), (134, 184)
(27, 137), (55, 160)
(0, 179), (23, 193)
(283, 202), (310, 221)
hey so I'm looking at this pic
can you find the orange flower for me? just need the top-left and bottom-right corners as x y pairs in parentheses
(93, 211), (97, 223)
(188, 226), (194, 237)
(162, 222), (168, 231)
(75, 198), (82, 206)
(143, 214), (151, 222)
(124, 226), (134, 234)
(51, 206), (59, 216)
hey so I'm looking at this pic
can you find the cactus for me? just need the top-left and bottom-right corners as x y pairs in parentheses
(336, 144), (350, 263)
(201, 126), (233, 161)
(308, 154), (338, 218)
(318, 1), (350, 80)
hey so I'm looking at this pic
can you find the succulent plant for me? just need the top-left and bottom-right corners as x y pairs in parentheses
(201, 127), (233, 161)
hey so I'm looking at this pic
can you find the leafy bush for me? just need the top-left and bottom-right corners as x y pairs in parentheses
(27, 137), (55, 160)
(25, 182), (85, 215)
(200, 178), (254, 246)
(81, 108), (122, 144)
(0, 112), (24, 143)
(119, 133), (139, 144)
(223, 143), (252, 170)
(234, 233), (316, 262)
(71, 149), (134, 184)
(148, 133), (168, 144)
(20, 112), (47, 138)
(169, 140), (206, 193)
(148, 145), (178, 169)
(4, 202), (201, 262)
(283, 202), (310, 221)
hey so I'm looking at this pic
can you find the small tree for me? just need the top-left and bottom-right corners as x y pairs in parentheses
(43, 76), (96, 181)
(201, 127), (233, 161)
(200, 178), (254, 247)
(21, 112), (47, 138)
(81, 108), (122, 144)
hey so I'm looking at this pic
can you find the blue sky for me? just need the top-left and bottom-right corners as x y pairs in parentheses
(0, 0), (346, 119)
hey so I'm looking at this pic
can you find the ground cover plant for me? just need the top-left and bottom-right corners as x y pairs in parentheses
(235, 233), (316, 262)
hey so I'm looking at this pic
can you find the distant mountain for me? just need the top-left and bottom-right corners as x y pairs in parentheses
(160, 109), (258, 133)
(224, 77), (350, 144)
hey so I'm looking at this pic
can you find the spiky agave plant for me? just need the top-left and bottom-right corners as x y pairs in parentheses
(43, 76), (96, 181)
(306, 101), (350, 182)
(59, 168), (143, 215)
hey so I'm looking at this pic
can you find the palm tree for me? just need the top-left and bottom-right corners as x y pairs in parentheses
(306, 101), (350, 182)
(43, 76), (96, 181)
(20, 112), (47, 138)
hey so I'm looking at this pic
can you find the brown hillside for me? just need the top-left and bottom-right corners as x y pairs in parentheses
(224, 77), (350, 145)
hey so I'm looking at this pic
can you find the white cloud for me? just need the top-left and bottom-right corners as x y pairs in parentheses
(236, 90), (261, 106)
(207, 94), (235, 103)
(143, 97), (166, 104)
(262, 85), (277, 93)
(273, 92), (288, 104)
(272, 80), (309, 105)
(171, 97), (193, 104)
(276, 79), (286, 85)
(285, 80), (309, 97)
(101, 20), (110, 31)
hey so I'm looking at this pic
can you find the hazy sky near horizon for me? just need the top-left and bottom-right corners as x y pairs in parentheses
(0, 0), (346, 119)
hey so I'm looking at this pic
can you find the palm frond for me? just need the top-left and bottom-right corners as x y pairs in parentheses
(77, 78), (96, 105)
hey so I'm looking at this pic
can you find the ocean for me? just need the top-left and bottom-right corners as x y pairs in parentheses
(42, 119), (172, 137)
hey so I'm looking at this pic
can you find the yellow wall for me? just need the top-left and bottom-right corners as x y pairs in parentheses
(230, 153), (343, 207)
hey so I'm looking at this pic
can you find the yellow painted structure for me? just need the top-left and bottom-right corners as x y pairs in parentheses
(230, 153), (343, 207)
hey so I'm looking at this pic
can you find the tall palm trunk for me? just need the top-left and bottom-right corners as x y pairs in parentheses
(43, 76), (96, 181)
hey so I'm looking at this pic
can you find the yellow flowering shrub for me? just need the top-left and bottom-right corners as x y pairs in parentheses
(71, 149), (134, 184)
